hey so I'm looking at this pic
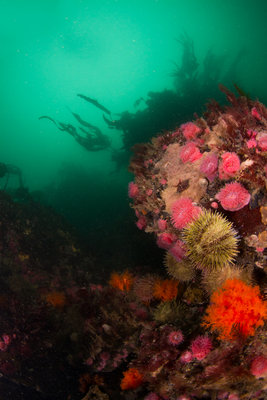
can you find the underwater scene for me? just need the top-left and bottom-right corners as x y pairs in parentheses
(0, 0), (267, 399)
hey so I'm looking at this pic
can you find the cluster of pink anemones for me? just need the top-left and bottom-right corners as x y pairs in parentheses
(190, 335), (212, 360)
(180, 122), (201, 140)
(180, 142), (202, 163)
(200, 152), (218, 181)
(219, 152), (240, 180)
(171, 197), (202, 230)
(215, 182), (251, 211)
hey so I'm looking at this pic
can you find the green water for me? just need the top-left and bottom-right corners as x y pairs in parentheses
(1, 0), (267, 240)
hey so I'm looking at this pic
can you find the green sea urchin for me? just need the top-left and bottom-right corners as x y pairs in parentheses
(153, 300), (186, 324)
(164, 252), (195, 282)
(182, 210), (238, 270)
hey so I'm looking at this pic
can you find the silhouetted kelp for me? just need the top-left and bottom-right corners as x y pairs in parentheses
(38, 35), (246, 173)
(77, 94), (111, 116)
(39, 94), (112, 152)
(104, 35), (246, 170)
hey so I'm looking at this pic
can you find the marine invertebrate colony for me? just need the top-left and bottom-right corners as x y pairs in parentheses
(129, 85), (266, 284)
(202, 278), (267, 340)
(122, 87), (267, 399)
(109, 271), (134, 292)
(120, 367), (143, 390)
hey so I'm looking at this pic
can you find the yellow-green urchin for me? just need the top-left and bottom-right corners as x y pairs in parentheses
(152, 300), (186, 324)
(201, 263), (253, 294)
(164, 252), (195, 282)
(183, 284), (207, 304)
(182, 210), (239, 270)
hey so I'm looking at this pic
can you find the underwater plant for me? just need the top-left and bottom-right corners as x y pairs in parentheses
(105, 35), (245, 170)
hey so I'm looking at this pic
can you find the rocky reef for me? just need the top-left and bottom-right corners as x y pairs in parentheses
(121, 87), (267, 399)
(128, 86), (266, 287)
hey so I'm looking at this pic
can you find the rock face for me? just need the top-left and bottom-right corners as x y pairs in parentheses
(129, 88), (266, 279)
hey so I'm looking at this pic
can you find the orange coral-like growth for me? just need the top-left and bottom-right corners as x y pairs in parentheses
(109, 271), (134, 292)
(120, 367), (143, 390)
(202, 278), (267, 341)
(153, 279), (178, 302)
(44, 291), (66, 308)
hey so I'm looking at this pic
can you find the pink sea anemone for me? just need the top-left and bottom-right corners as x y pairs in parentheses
(158, 218), (167, 231)
(156, 232), (177, 249)
(228, 394), (239, 400)
(211, 201), (218, 209)
(215, 182), (251, 211)
(219, 152), (240, 180)
(128, 182), (139, 198)
(250, 355), (267, 378)
(200, 152), (218, 181)
(167, 330), (184, 346)
(171, 197), (201, 229)
(251, 107), (261, 120)
(191, 335), (212, 360)
(178, 396), (192, 400)
(180, 142), (202, 163)
(169, 240), (186, 261)
(180, 350), (193, 363)
(246, 138), (257, 149)
(247, 129), (257, 138)
(180, 122), (201, 140)
(257, 132), (267, 151)
(136, 216), (147, 230)
(144, 393), (160, 400)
